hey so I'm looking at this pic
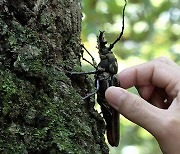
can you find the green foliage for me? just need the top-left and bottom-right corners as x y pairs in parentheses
(82, 0), (179, 63)
(81, 0), (179, 153)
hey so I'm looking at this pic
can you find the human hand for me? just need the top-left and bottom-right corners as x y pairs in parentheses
(105, 57), (180, 154)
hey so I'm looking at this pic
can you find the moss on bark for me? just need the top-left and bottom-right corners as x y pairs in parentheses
(0, 0), (108, 153)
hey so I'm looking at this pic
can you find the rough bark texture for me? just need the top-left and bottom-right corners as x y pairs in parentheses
(0, 0), (108, 153)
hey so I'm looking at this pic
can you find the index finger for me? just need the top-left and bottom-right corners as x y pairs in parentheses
(118, 57), (180, 97)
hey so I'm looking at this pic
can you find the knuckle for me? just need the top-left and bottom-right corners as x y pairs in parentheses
(154, 56), (172, 64)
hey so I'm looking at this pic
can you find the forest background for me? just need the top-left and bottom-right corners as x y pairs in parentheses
(81, 0), (180, 153)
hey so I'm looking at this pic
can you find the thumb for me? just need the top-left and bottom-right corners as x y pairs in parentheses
(105, 86), (164, 135)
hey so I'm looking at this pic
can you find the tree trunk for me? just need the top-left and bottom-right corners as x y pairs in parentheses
(0, 0), (108, 153)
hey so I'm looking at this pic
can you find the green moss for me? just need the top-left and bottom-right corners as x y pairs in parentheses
(0, 19), (8, 35)
(1, 76), (17, 95)
(0, 65), (106, 153)
(8, 35), (17, 47)
(0, 0), (108, 153)
(0, 70), (18, 102)
(73, 64), (83, 72)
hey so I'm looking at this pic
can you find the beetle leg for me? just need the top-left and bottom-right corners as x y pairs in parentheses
(66, 70), (98, 76)
(81, 44), (97, 68)
(83, 90), (97, 100)
(83, 79), (99, 99)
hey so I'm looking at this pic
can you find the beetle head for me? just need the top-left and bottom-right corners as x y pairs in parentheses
(97, 31), (109, 55)
(98, 31), (107, 46)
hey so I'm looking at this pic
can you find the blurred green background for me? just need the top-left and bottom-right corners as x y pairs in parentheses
(81, 0), (180, 153)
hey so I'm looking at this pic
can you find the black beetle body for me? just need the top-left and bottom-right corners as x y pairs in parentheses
(95, 31), (120, 146)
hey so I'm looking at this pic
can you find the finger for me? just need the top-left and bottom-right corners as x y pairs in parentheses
(138, 86), (169, 109)
(137, 85), (154, 100)
(105, 87), (165, 136)
(118, 57), (180, 98)
(155, 57), (180, 69)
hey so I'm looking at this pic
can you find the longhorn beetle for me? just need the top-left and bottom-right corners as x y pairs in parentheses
(67, 0), (127, 147)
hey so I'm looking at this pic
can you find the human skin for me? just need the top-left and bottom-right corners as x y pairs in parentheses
(105, 57), (180, 154)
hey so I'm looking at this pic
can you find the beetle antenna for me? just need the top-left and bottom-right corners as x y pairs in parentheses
(109, 0), (127, 50)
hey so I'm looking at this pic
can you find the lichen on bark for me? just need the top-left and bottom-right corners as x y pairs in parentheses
(0, 0), (108, 153)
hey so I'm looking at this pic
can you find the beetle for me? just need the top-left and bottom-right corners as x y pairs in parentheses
(66, 0), (127, 147)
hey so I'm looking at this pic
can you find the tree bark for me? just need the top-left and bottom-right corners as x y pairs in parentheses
(0, 0), (108, 153)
